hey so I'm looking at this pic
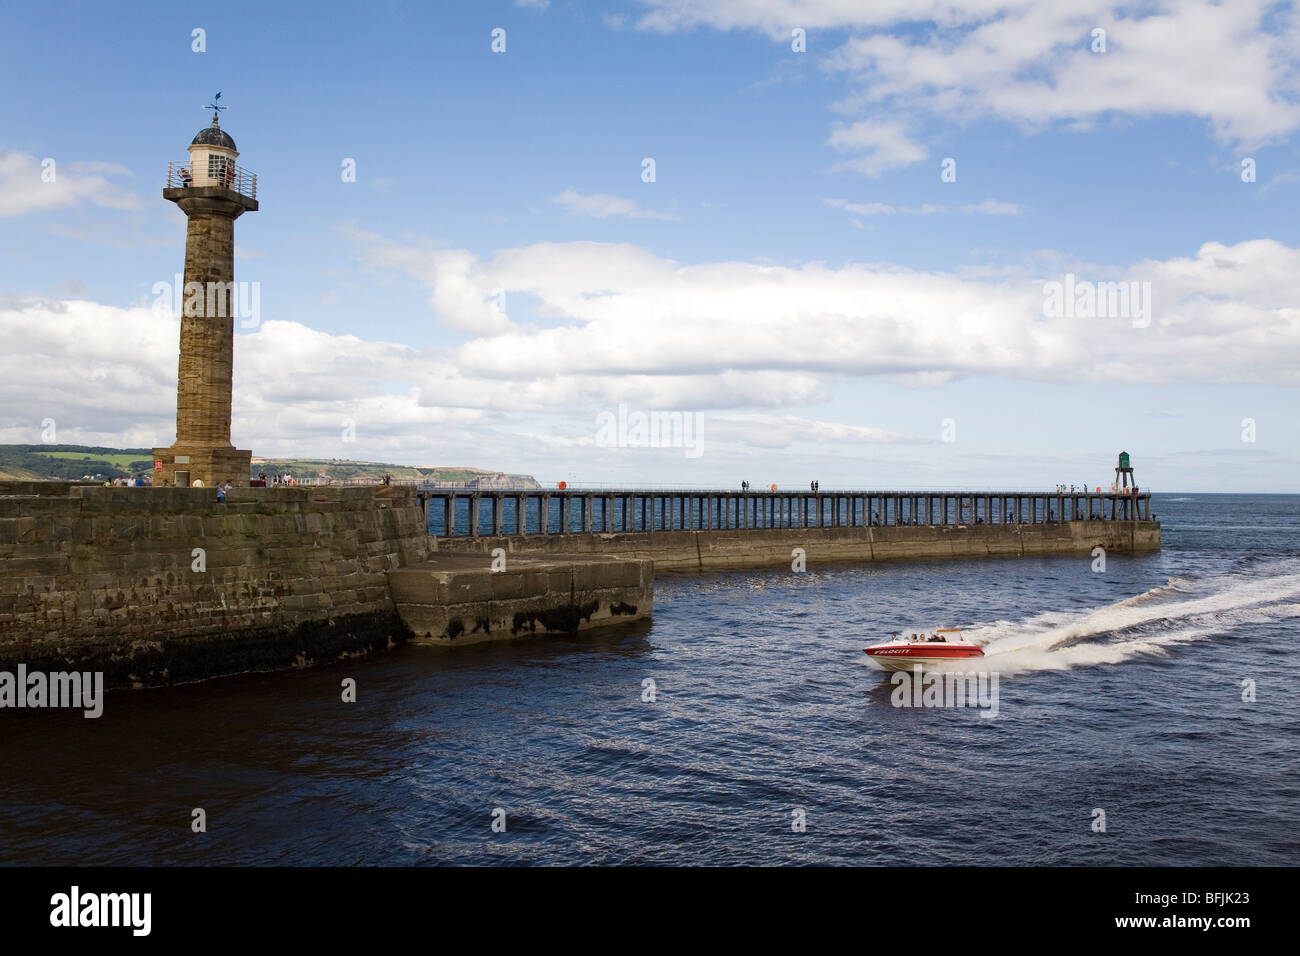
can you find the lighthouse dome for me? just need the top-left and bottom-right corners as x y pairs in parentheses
(192, 122), (236, 151)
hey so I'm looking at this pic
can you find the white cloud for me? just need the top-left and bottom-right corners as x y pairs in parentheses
(355, 231), (516, 336)
(635, 1), (1300, 166)
(824, 197), (1023, 217)
(0, 151), (141, 217)
(358, 235), (1300, 388)
(826, 119), (927, 177)
(552, 188), (679, 220)
(65, 161), (133, 177)
(824, 198), (894, 216)
(4, 236), (1298, 463)
(709, 413), (916, 449)
(962, 199), (1023, 216)
(634, 0), (984, 35)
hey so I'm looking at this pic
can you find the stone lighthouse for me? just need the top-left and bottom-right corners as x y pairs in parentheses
(153, 95), (258, 488)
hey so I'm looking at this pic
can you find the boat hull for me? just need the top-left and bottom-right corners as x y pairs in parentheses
(864, 646), (985, 671)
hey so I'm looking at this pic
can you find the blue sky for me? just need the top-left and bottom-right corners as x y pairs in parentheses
(2, 0), (1298, 491)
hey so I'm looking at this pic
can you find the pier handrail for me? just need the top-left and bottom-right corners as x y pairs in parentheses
(442, 484), (1152, 495)
(167, 160), (258, 200)
(292, 478), (1149, 494)
(421, 483), (1153, 535)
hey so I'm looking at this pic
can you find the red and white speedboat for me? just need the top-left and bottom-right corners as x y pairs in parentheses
(863, 628), (985, 671)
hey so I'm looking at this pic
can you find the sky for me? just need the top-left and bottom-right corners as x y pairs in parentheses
(1, 0), (1298, 491)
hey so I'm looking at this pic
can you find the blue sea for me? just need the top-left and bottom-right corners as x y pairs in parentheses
(2, 494), (1297, 865)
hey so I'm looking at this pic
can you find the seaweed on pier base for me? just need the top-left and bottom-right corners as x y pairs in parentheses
(511, 600), (600, 635)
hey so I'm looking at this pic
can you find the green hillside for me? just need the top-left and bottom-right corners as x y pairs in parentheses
(0, 445), (537, 487)
(0, 445), (154, 480)
(251, 458), (536, 485)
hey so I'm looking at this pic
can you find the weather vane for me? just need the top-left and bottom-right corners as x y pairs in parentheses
(203, 92), (226, 125)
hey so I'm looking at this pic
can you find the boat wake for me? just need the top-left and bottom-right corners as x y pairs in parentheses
(960, 562), (1300, 674)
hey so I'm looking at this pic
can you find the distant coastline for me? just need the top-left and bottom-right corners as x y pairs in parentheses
(0, 444), (538, 488)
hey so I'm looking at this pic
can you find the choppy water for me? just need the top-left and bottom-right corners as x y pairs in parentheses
(2, 494), (1297, 865)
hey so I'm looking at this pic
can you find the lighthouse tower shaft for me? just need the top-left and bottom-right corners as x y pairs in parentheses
(172, 195), (249, 447)
(153, 111), (258, 489)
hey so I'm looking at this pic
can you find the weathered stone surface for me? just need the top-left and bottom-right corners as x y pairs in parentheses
(0, 486), (430, 686)
(434, 521), (1161, 571)
(153, 188), (256, 488)
(389, 553), (653, 647)
(0, 485), (656, 684)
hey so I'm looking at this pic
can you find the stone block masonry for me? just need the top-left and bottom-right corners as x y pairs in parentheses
(389, 553), (652, 646)
(435, 520), (1161, 572)
(153, 185), (258, 489)
(0, 484), (429, 688)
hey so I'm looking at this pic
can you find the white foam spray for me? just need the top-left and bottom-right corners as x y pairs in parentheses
(945, 562), (1300, 675)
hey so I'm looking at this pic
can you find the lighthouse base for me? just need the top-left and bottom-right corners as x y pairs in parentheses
(152, 444), (252, 489)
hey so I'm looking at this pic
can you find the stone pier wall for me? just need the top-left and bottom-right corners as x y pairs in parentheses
(433, 520), (1161, 571)
(389, 554), (652, 647)
(0, 484), (429, 687)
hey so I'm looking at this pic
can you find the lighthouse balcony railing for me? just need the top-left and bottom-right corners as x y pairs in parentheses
(167, 161), (257, 200)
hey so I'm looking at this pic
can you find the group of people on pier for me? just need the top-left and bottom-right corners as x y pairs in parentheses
(250, 470), (298, 487)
